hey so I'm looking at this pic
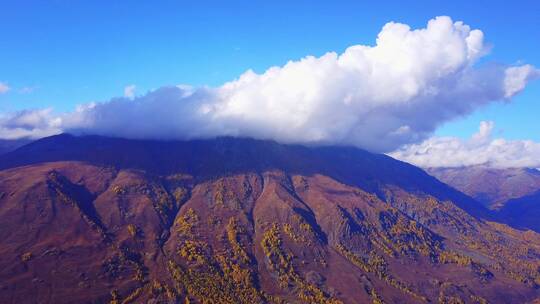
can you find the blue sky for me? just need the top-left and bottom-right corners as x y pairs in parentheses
(0, 0), (539, 141)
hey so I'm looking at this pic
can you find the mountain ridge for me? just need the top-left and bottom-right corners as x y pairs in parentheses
(0, 134), (489, 219)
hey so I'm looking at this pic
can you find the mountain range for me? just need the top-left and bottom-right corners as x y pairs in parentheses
(427, 167), (540, 210)
(0, 134), (539, 303)
(427, 166), (540, 233)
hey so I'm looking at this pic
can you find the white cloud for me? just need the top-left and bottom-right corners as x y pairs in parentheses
(504, 65), (539, 98)
(471, 120), (494, 143)
(389, 121), (540, 169)
(0, 82), (10, 94)
(0, 16), (538, 154)
(124, 84), (136, 98)
(0, 109), (62, 139)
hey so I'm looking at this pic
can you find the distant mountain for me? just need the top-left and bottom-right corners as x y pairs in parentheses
(427, 166), (540, 210)
(0, 138), (33, 155)
(426, 166), (540, 234)
(0, 134), (539, 303)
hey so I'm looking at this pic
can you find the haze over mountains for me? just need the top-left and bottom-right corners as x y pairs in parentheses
(1, 134), (539, 303)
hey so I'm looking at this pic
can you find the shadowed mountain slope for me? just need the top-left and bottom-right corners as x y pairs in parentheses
(498, 190), (540, 232)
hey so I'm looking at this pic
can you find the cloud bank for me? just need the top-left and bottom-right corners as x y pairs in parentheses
(0, 16), (538, 154)
(0, 109), (62, 139)
(390, 121), (540, 169)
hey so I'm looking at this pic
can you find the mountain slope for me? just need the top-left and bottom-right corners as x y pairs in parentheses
(0, 135), (539, 303)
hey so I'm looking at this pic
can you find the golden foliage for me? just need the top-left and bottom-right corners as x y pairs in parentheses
(21, 252), (32, 262)
(176, 208), (199, 236)
(120, 287), (143, 304)
(226, 217), (250, 264)
(112, 185), (126, 195)
(282, 214), (315, 246)
(109, 290), (120, 304)
(178, 240), (209, 264)
(127, 224), (138, 238)
(335, 243), (426, 302)
(261, 223), (343, 304)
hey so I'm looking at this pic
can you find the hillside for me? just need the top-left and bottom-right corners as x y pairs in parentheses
(0, 135), (539, 303)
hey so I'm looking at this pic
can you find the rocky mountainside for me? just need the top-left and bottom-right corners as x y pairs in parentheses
(426, 166), (540, 210)
(0, 135), (539, 303)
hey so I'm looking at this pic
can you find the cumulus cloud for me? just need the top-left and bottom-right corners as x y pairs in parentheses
(390, 121), (540, 169)
(124, 84), (136, 98)
(0, 82), (10, 94)
(0, 109), (62, 139)
(0, 16), (538, 153)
